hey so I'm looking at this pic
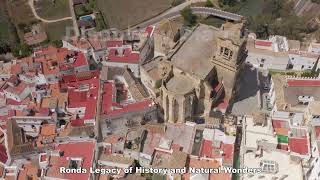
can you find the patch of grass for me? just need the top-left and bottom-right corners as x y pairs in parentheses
(236, 0), (264, 17)
(74, 4), (93, 17)
(0, 1), (19, 48)
(301, 71), (319, 78)
(7, 0), (38, 42)
(269, 70), (296, 76)
(45, 20), (73, 40)
(95, 13), (106, 31)
(34, 0), (71, 20)
(96, 0), (173, 29)
(200, 16), (225, 28)
(220, 0), (264, 17)
(269, 70), (319, 78)
(7, 0), (37, 25)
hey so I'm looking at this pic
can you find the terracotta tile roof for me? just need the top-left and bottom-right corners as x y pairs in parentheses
(274, 127), (289, 136)
(186, 158), (231, 180)
(5, 82), (28, 95)
(72, 52), (88, 67)
(106, 40), (123, 48)
(17, 162), (39, 180)
(0, 144), (8, 163)
(10, 64), (22, 74)
(104, 134), (124, 144)
(49, 83), (60, 97)
(145, 26), (155, 36)
(286, 78), (320, 87)
(289, 137), (309, 155)
(315, 126), (320, 140)
(107, 48), (140, 63)
(69, 37), (91, 50)
(88, 38), (107, 50)
(255, 40), (272, 47)
(24, 31), (47, 46)
(102, 82), (153, 116)
(46, 141), (95, 180)
(200, 139), (212, 158)
(40, 124), (56, 136)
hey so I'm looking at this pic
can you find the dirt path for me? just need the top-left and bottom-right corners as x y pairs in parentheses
(28, 0), (72, 23)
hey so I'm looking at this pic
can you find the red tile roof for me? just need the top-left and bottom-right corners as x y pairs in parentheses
(10, 64), (22, 74)
(289, 137), (309, 155)
(106, 40), (123, 48)
(0, 144), (8, 163)
(221, 143), (234, 163)
(186, 158), (231, 180)
(145, 26), (155, 36)
(287, 78), (320, 87)
(315, 126), (320, 140)
(107, 48), (140, 63)
(63, 71), (99, 127)
(102, 82), (153, 116)
(272, 119), (289, 129)
(255, 40), (272, 47)
(200, 139), (212, 158)
(73, 53), (88, 67)
(46, 141), (95, 180)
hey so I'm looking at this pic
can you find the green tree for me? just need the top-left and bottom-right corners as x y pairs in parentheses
(180, 7), (197, 27)
(12, 43), (32, 58)
(248, 0), (310, 40)
(218, 0), (237, 6)
(205, 0), (214, 7)
(51, 40), (63, 48)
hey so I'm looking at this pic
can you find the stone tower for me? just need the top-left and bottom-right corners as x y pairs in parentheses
(212, 22), (246, 98)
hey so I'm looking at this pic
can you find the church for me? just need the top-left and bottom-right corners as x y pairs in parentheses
(156, 22), (247, 123)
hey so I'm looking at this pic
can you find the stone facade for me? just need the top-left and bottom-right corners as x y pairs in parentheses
(143, 22), (246, 123)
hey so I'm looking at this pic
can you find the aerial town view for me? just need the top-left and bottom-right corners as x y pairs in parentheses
(1, 0), (320, 179)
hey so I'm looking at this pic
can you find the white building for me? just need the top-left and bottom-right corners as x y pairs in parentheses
(308, 42), (320, 54)
(246, 34), (320, 71)
(240, 116), (304, 180)
(288, 51), (319, 71)
(246, 40), (289, 70)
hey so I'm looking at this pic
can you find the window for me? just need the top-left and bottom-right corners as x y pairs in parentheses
(260, 160), (279, 174)
(220, 47), (224, 54)
(68, 158), (82, 169)
(51, 61), (58, 66)
(224, 48), (229, 56)
(69, 160), (78, 169)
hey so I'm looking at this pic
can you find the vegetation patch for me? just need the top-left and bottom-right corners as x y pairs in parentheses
(45, 20), (73, 40)
(180, 7), (197, 27)
(0, 0), (19, 52)
(94, 13), (107, 31)
(74, 4), (94, 17)
(200, 16), (225, 28)
(96, 0), (173, 29)
(34, 0), (71, 20)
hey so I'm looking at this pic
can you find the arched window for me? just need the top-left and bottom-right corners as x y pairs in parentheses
(173, 99), (179, 122)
